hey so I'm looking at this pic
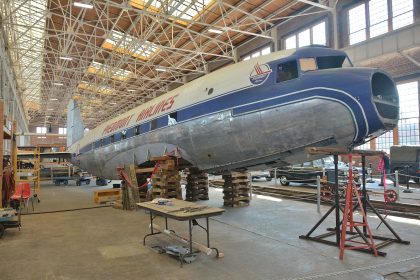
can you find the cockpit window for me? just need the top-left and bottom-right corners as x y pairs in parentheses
(299, 58), (317, 72)
(316, 56), (351, 69)
(277, 60), (299, 82)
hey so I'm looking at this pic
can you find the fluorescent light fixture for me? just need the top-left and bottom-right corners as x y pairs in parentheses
(50, 98), (58, 101)
(127, 89), (136, 92)
(47, 108), (54, 110)
(59, 56), (73, 61)
(110, 102), (117, 105)
(156, 67), (167, 72)
(74, 2), (93, 9)
(208, 28), (223, 34)
(53, 82), (63, 86)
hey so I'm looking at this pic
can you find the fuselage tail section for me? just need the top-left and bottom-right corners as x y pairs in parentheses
(67, 99), (85, 148)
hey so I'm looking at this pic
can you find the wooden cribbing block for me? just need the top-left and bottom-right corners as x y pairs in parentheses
(94, 189), (121, 204)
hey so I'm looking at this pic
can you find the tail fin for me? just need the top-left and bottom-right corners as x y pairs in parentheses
(67, 99), (85, 147)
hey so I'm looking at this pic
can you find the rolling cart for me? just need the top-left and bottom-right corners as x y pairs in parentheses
(0, 207), (21, 238)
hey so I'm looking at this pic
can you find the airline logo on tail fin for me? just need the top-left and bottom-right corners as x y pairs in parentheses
(249, 63), (272, 85)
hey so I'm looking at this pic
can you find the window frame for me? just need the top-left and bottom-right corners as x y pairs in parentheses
(36, 126), (47, 134)
(241, 44), (272, 61)
(346, 0), (414, 46)
(58, 127), (67, 135)
(283, 19), (328, 50)
(276, 60), (299, 83)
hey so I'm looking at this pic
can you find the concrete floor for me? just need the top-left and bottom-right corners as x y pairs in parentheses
(0, 181), (419, 280)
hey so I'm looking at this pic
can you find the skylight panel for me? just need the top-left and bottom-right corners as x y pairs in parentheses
(8, 0), (47, 108)
(78, 82), (115, 95)
(103, 30), (159, 61)
(129, 0), (214, 25)
(87, 61), (133, 81)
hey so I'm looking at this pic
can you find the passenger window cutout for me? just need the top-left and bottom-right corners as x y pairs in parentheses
(151, 119), (158, 130)
(100, 139), (104, 147)
(168, 112), (177, 125)
(299, 58), (317, 72)
(121, 130), (127, 140)
(135, 126), (140, 135)
(277, 60), (298, 82)
(110, 134), (115, 143)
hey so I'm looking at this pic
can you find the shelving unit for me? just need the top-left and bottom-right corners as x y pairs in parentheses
(14, 146), (41, 193)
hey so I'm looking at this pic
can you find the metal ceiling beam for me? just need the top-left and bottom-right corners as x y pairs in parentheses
(296, 0), (332, 10)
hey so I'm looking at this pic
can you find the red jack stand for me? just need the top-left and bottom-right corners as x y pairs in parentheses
(339, 154), (378, 260)
(299, 148), (410, 259)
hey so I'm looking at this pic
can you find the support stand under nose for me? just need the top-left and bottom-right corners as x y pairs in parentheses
(299, 147), (410, 260)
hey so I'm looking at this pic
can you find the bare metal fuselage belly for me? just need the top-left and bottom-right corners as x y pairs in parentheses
(77, 98), (355, 179)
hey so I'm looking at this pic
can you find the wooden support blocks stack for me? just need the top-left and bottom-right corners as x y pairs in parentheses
(150, 157), (182, 200)
(185, 168), (209, 201)
(222, 171), (251, 207)
(136, 174), (149, 202)
(94, 189), (121, 204)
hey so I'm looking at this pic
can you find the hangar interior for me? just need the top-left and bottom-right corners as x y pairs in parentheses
(0, 0), (420, 279)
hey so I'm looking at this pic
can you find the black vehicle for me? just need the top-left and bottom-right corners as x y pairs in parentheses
(271, 158), (359, 186)
(250, 171), (272, 181)
(390, 146), (420, 184)
(271, 167), (323, 186)
(270, 159), (326, 186)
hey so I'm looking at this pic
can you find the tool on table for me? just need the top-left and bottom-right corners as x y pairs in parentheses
(167, 206), (208, 213)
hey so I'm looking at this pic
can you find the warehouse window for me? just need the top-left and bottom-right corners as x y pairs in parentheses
(36, 126), (47, 133)
(356, 141), (372, 150)
(376, 131), (394, 152)
(369, 0), (388, 38)
(392, 0), (414, 30)
(348, 4), (366, 45)
(242, 46), (271, 61)
(277, 61), (298, 82)
(347, 0), (414, 45)
(285, 36), (296, 50)
(298, 29), (310, 47)
(397, 81), (419, 145)
(58, 127), (67, 135)
(284, 21), (326, 50)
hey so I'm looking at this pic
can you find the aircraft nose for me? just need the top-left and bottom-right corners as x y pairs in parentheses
(371, 72), (399, 130)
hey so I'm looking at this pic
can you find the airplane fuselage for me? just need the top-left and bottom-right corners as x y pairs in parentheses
(68, 47), (399, 179)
